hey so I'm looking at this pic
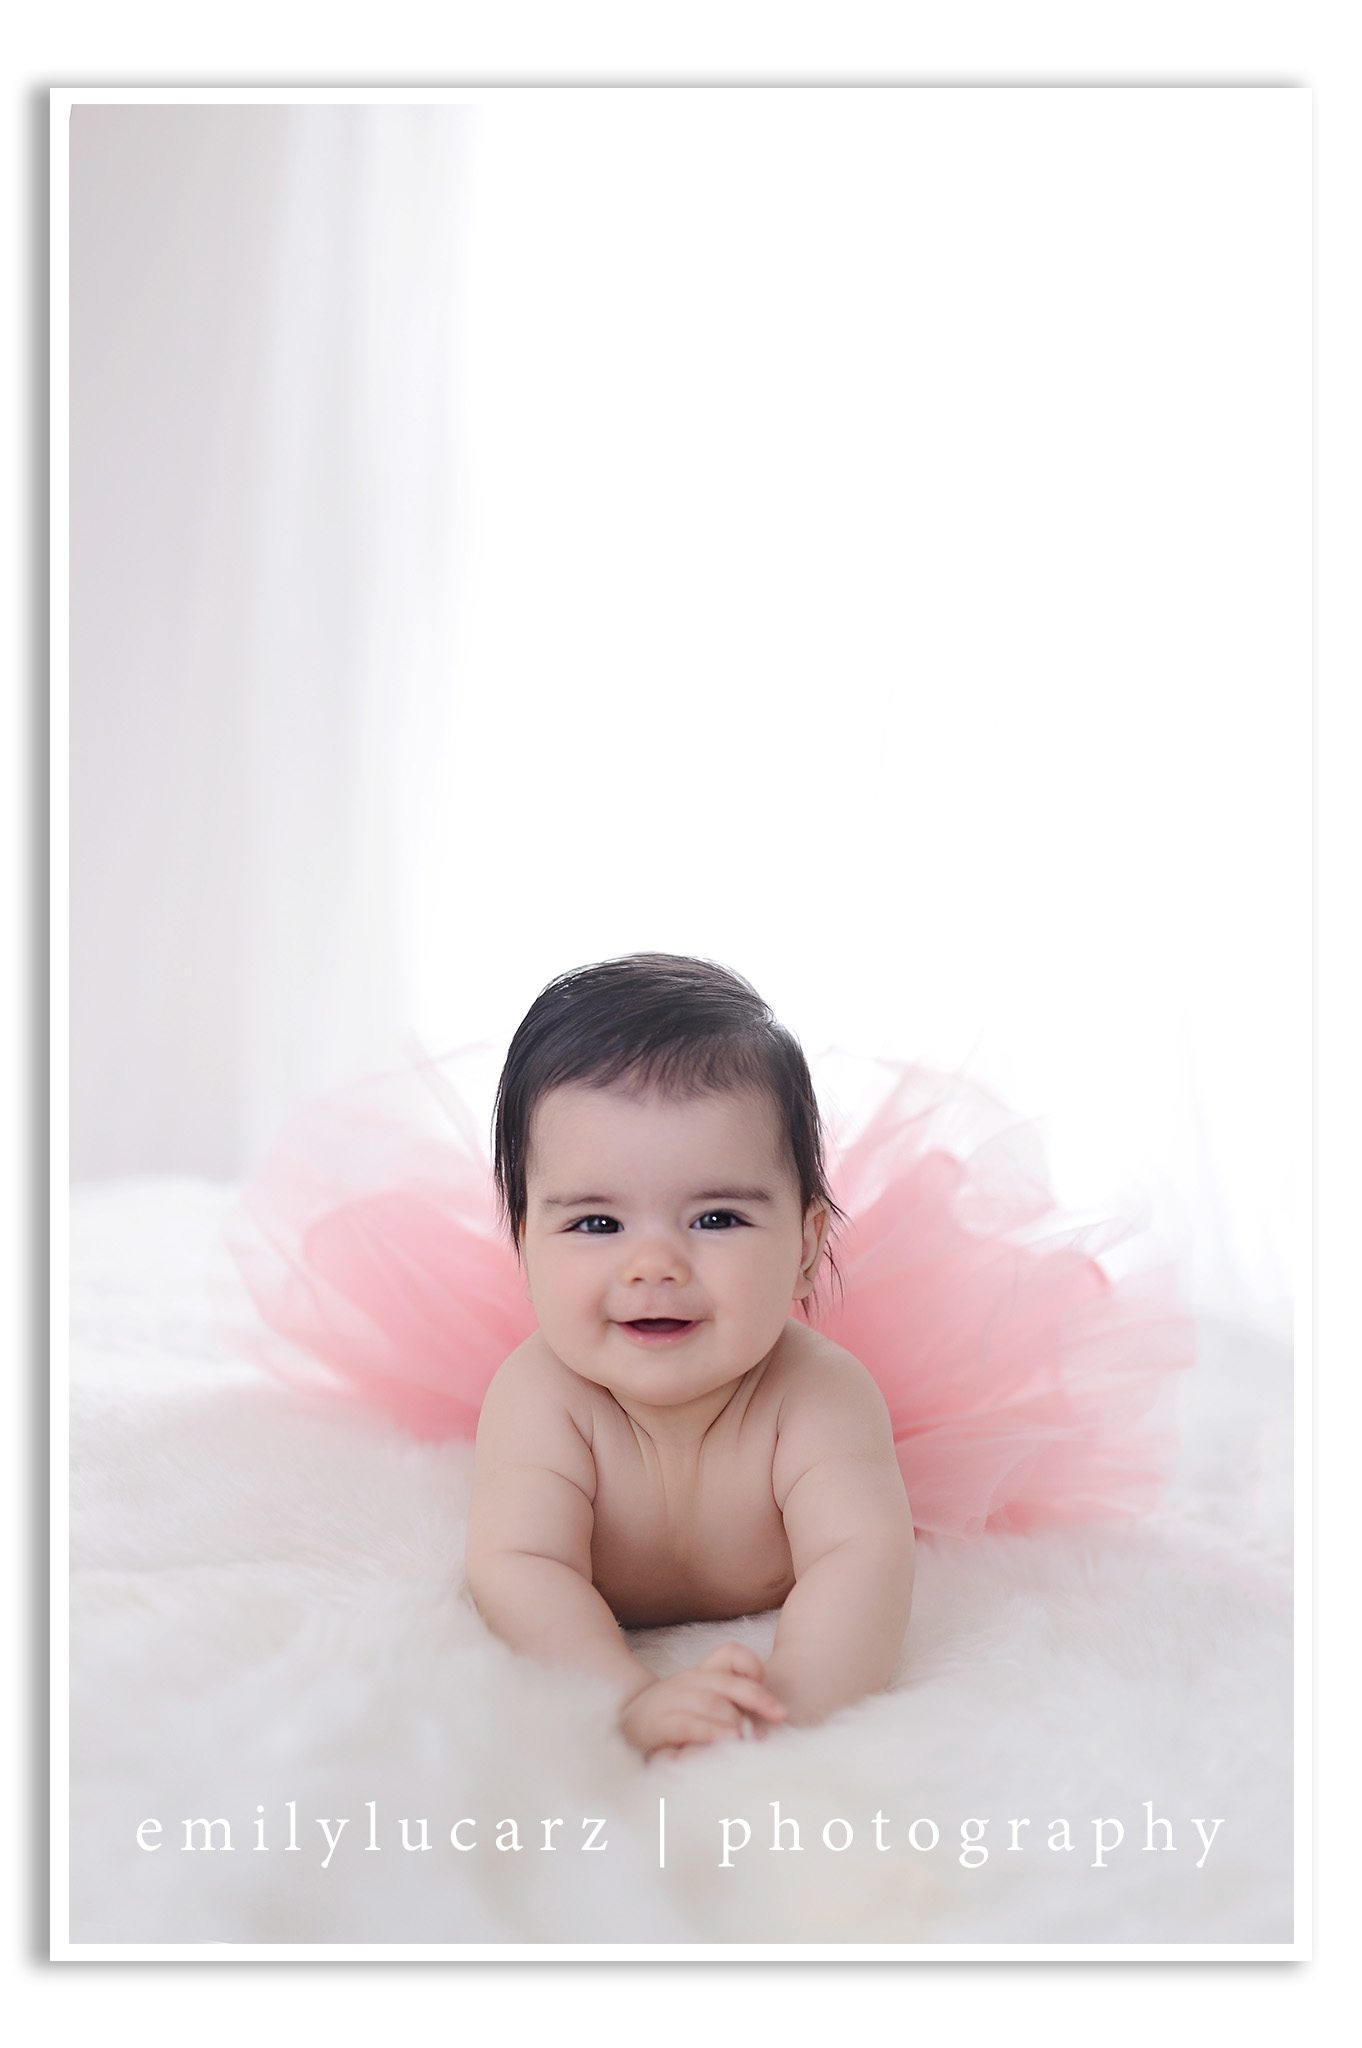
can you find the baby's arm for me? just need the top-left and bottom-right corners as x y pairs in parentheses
(465, 1344), (654, 1711)
(764, 1352), (915, 1725)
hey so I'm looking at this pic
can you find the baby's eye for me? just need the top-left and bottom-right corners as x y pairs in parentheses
(566, 1215), (620, 1235)
(693, 1210), (746, 1230)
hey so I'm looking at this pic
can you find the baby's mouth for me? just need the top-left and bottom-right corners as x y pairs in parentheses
(617, 1317), (701, 1345)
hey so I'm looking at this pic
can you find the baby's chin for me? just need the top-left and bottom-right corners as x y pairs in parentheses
(550, 1324), (781, 1405)
(572, 1357), (743, 1404)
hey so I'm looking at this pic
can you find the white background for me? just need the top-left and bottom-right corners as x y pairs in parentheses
(10, 0), (1355, 2031)
(66, 89), (1305, 1346)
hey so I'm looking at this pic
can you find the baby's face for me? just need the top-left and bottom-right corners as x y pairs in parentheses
(520, 1080), (827, 1409)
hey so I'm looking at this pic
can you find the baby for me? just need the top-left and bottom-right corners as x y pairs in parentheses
(465, 953), (915, 1759)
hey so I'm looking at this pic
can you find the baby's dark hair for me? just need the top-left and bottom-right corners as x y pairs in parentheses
(490, 952), (846, 1321)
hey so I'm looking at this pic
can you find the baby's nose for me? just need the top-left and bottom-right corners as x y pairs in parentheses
(623, 1232), (691, 1283)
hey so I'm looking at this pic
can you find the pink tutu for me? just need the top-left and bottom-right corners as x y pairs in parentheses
(221, 1045), (1193, 1538)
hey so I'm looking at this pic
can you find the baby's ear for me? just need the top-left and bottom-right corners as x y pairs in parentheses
(797, 1203), (831, 1289)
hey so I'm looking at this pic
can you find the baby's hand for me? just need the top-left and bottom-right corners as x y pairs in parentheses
(621, 1643), (786, 1759)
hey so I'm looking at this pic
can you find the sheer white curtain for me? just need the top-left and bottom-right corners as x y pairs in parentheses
(70, 105), (467, 1176)
(69, 95), (1305, 1345)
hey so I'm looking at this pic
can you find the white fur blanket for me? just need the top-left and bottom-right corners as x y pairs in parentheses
(67, 1181), (1294, 1947)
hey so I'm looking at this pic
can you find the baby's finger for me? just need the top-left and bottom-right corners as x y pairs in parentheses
(701, 1673), (787, 1723)
(701, 1642), (764, 1681)
(661, 1713), (727, 1748)
(671, 1688), (746, 1733)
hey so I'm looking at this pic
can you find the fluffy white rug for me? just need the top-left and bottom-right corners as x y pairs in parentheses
(67, 1180), (1293, 1946)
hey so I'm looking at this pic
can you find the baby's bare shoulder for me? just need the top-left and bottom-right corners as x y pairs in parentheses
(766, 1321), (886, 1411)
(768, 1325), (896, 1491)
(484, 1328), (581, 1399)
(475, 1333), (597, 1480)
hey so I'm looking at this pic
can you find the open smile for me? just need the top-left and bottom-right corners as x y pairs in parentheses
(615, 1318), (702, 1347)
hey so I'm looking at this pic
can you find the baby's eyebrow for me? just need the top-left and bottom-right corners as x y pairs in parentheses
(539, 1186), (776, 1209)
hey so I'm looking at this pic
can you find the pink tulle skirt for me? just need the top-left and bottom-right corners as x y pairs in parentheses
(221, 1045), (1194, 1539)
